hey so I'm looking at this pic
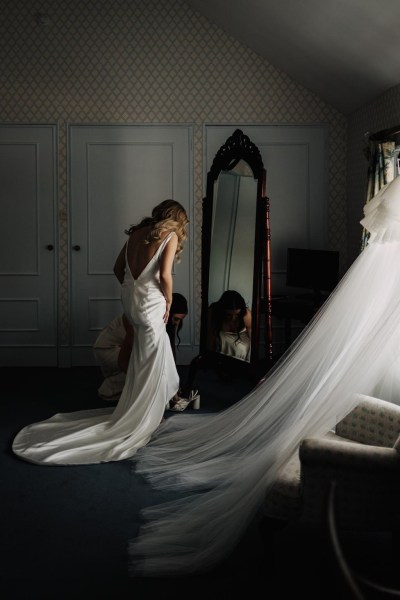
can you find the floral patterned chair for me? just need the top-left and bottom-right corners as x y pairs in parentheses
(263, 393), (400, 531)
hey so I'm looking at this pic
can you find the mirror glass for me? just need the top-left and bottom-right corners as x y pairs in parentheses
(207, 161), (257, 362)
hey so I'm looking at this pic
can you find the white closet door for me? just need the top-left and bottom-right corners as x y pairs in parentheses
(69, 124), (194, 366)
(0, 125), (57, 366)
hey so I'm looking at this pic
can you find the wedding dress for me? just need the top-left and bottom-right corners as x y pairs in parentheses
(12, 233), (179, 465)
(128, 176), (400, 576)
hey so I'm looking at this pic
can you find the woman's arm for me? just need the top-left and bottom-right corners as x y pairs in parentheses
(159, 233), (178, 323)
(113, 244), (126, 284)
(244, 308), (252, 339)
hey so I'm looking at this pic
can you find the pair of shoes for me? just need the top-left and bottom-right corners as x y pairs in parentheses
(168, 389), (201, 412)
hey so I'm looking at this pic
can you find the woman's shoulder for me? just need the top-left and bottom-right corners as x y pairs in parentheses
(161, 230), (177, 240)
(159, 231), (178, 247)
(244, 308), (252, 325)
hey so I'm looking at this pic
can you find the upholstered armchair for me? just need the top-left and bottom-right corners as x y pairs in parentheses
(263, 394), (400, 531)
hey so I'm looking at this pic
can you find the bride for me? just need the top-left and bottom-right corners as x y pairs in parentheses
(12, 200), (189, 465)
(128, 175), (400, 576)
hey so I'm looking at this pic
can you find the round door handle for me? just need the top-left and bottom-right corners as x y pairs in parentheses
(73, 245), (81, 251)
(46, 244), (54, 251)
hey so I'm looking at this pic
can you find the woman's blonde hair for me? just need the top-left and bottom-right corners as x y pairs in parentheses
(125, 200), (189, 261)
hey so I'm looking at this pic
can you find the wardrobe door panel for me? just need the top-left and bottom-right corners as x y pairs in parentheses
(0, 125), (57, 366)
(69, 124), (194, 365)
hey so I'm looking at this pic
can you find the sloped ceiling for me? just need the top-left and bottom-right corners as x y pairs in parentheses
(185, 0), (400, 115)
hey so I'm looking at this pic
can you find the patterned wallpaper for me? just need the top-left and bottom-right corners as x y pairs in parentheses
(0, 0), (347, 349)
(347, 83), (400, 264)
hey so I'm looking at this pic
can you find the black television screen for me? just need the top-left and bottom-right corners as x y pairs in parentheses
(286, 248), (339, 293)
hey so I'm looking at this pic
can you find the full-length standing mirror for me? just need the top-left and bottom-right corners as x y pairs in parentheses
(188, 129), (272, 385)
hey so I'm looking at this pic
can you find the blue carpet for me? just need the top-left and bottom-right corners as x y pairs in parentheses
(1, 366), (270, 598)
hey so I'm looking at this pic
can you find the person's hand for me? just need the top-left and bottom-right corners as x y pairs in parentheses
(163, 300), (171, 323)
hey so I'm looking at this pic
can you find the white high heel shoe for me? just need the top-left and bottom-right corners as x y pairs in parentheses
(189, 389), (201, 410)
(168, 389), (201, 412)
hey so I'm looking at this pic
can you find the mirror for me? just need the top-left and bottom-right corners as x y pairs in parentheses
(196, 129), (272, 380)
(207, 165), (257, 362)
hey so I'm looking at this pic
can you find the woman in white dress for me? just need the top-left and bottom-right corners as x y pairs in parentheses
(128, 176), (400, 576)
(12, 200), (189, 465)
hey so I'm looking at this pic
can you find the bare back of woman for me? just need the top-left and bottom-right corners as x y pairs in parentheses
(126, 225), (170, 280)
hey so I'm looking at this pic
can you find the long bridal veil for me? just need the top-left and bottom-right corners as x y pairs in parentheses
(129, 176), (400, 576)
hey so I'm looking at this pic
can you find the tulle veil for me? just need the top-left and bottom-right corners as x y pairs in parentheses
(129, 176), (400, 576)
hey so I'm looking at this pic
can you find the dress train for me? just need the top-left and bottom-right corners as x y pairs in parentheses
(128, 177), (400, 575)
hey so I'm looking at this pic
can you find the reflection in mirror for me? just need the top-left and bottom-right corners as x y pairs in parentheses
(208, 160), (257, 361)
(207, 289), (252, 362)
(209, 163), (257, 305)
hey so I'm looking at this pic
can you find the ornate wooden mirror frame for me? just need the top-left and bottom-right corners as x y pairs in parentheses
(188, 129), (273, 386)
